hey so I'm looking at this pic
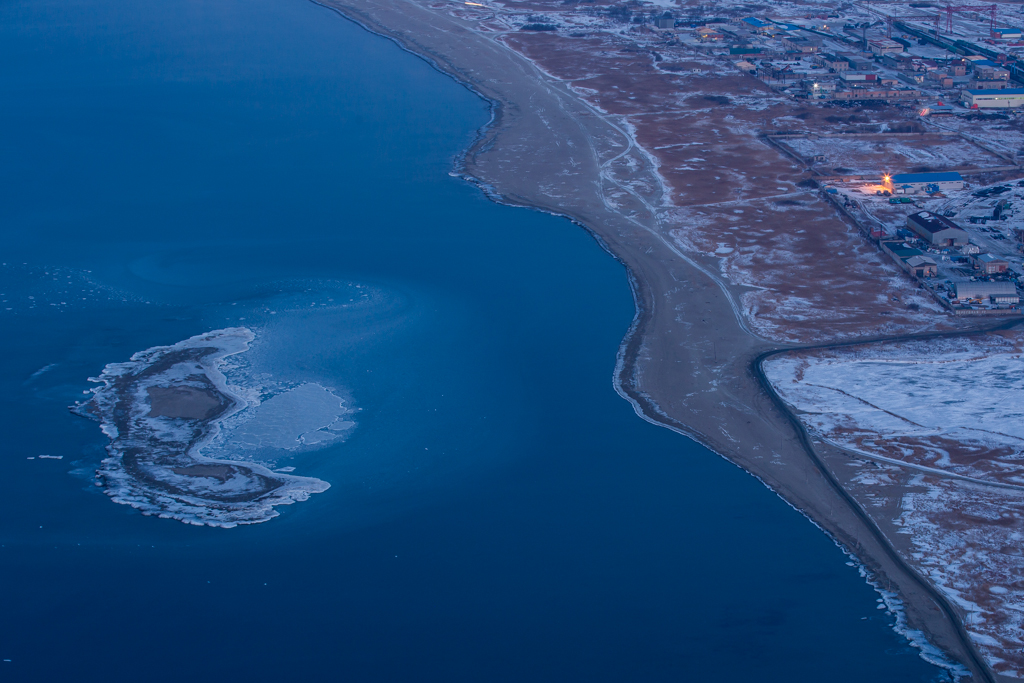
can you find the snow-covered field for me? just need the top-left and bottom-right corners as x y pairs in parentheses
(765, 338), (1024, 484)
(783, 135), (1003, 176)
(763, 333), (1024, 676)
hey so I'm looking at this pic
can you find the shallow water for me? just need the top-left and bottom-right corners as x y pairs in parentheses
(0, 0), (948, 680)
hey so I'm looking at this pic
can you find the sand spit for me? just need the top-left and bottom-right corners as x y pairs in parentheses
(307, 0), (1011, 678)
(74, 328), (330, 528)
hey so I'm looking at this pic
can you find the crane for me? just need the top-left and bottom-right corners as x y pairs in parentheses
(943, 4), (998, 34)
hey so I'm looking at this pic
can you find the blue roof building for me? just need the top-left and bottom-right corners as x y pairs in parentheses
(891, 172), (963, 184)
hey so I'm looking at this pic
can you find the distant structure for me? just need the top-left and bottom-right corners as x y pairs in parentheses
(955, 281), (1019, 304)
(867, 38), (903, 56)
(961, 88), (1024, 109)
(781, 35), (822, 53)
(880, 241), (937, 277)
(905, 255), (938, 277)
(885, 172), (964, 195)
(906, 211), (969, 246)
(991, 27), (1023, 39)
(974, 253), (1010, 274)
(654, 12), (674, 29)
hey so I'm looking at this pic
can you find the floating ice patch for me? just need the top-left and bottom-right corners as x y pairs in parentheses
(221, 383), (355, 452)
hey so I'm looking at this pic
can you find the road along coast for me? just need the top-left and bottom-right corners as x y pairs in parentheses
(310, 0), (1005, 677)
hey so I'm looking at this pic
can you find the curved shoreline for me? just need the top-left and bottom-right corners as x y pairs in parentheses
(305, 0), (1006, 677)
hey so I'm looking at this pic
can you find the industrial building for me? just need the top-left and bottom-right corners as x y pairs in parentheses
(961, 88), (1024, 108)
(991, 27), (1023, 39)
(906, 211), (970, 246)
(973, 253), (1009, 274)
(781, 35), (822, 53)
(880, 242), (938, 277)
(884, 172), (964, 195)
(867, 38), (904, 56)
(955, 281), (1019, 304)
(832, 88), (918, 102)
(905, 255), (937, 278)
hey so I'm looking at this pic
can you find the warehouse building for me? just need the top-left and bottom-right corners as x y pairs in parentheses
(961, 88), (1024, 108)
(868, 38), (904, 56)
(955, 281), (1019, 304)
(907, 211), (969, 246)
(885, 172), (964, 195)
(781, 35), (822, 53)
(973, 253), (1009, 274)
(833, 88), (919, 102)
(991, 27), (1023, 39)
(905, 255), (937, 278)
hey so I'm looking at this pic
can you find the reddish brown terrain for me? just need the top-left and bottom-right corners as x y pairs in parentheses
(503, 29), (969, 342)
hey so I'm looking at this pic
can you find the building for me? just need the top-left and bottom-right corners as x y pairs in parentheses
(973, 253), (1009, 274)
(882, 53), (915, 70)
(961, 88), (1024, 108)
(781, 35), (822, 53)
(974, 65), (1010, 81)
(654, 13), (674, 29)
(803, 79), (835, 97)
(817, 53), (850, 72)
(832, 88), (918, 102)
(880, 242), (937, 277)
(696, 26), (725, 41)
(905, 255), (938, 277)
(761, 65), (802, 83)
(955, 281), (1019, 303)
(841, 72), (877, 82)
(907, 211), (969, 246)
(868, 38), (904, 56)
(846, 56), (874, 71)
(992, 27), (1023, 39)
(919, 103), (955, 116)
(926, 72), (954, 88)
(885, 172), (964, 195)
(969, 79), (1011, 90)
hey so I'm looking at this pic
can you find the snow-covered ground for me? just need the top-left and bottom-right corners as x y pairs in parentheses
(765, 339), (1024, 483)
(763, 333), (1024, 676)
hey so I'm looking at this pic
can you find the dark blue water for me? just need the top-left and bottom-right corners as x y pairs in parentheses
(0, 0), (946, 680)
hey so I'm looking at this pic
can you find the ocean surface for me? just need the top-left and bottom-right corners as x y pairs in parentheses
(0, 0), (947, 680)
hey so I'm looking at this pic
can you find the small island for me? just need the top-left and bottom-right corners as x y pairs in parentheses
(74, 328), (330, 528)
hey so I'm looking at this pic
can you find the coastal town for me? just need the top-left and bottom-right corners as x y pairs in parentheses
(368, 0), (1024, 678)
(483, 0), (1024, 313)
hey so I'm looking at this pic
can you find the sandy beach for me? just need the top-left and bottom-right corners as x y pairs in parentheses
(306, 0), (1017, 678)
